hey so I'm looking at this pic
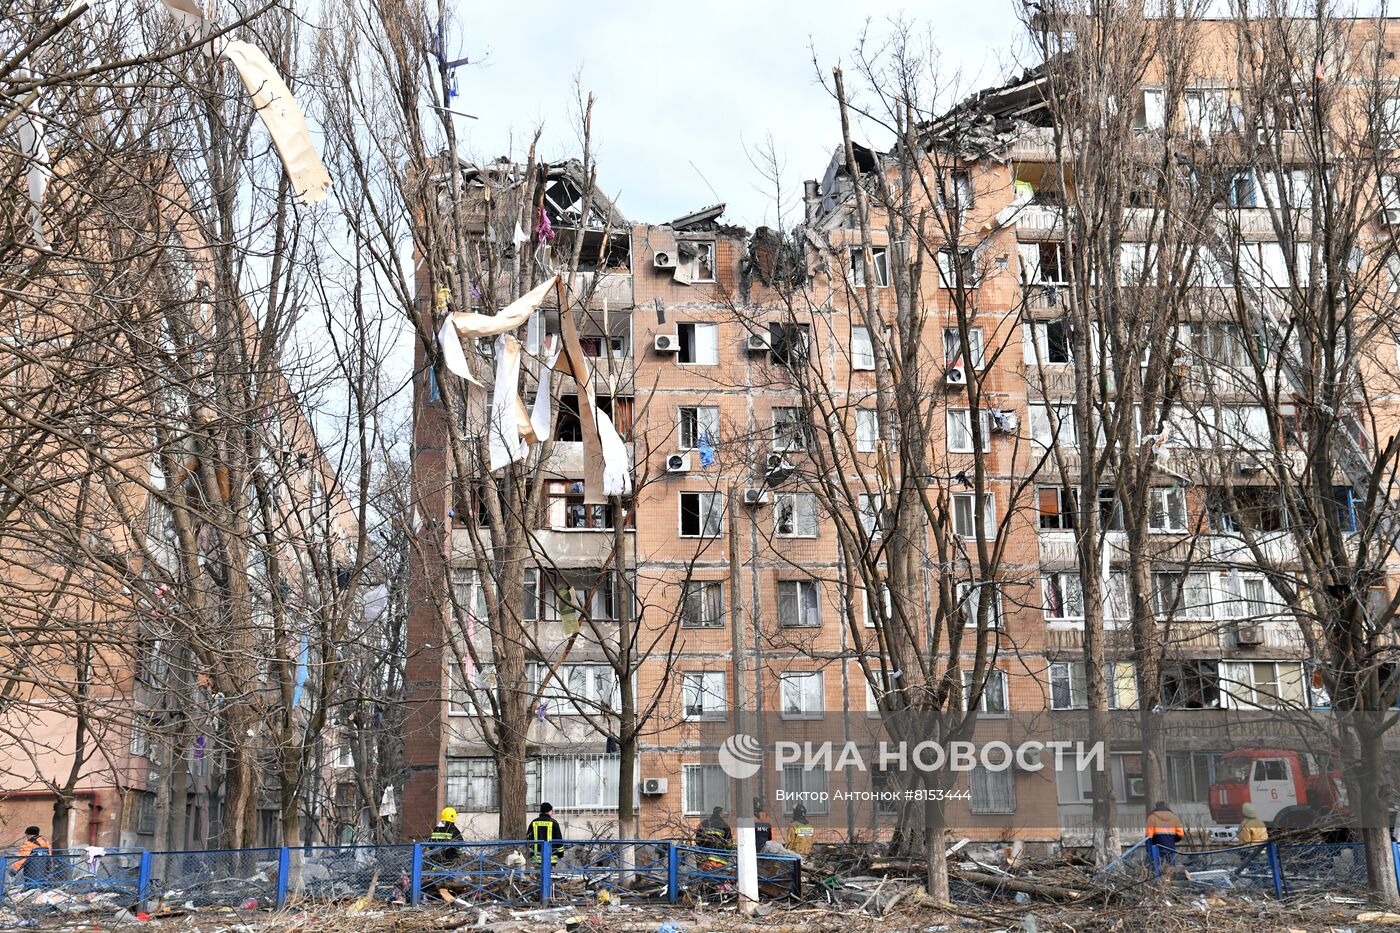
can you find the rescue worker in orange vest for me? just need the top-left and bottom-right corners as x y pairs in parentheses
(1146, 801), (1185, 867)
(11, 826), (51, 882)
(528, 802), (564, 865)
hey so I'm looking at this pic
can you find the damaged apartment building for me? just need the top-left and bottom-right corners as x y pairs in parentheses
(406, 15), (1400, 851)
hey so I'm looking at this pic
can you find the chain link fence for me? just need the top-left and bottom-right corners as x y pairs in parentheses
(145, 847), (281, 909)
(285, 845), (416, 905)
(0, 848), (144, 911)
(419, 841), (540, 905)
(552, 840), (670, 902)
(1277, 843), (1369, 896)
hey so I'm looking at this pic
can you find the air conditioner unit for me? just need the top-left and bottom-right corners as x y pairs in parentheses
(1382, 208), (1400, 226)
(1014, 745), (1042, 771)
(1237, 460), (1262, 476)
(654, 251), (676, 269)
(666, 453), (691, 474)
(945, 365), (967, 388)
(654, 333), (681, 353)
(1127, 777), (1146, 798)
(746, 332), (771, 353)
(641, 777), (668, 796)
(743, 488), (770, 507)
(1236, 623), (1264, 647)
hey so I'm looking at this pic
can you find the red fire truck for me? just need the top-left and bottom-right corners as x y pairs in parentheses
(1208, 748), (1350, 830)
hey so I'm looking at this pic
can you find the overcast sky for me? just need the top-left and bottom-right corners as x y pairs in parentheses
(444, 1), (1027, 231)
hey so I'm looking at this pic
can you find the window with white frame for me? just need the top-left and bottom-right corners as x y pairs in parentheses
(683, 764), (728, 816)
(450, 568), (490, 622)
(530, 754), (622, 811)
(552, 574), (617, 623)
(1220, 660), (1305, 710)
(937, 248), (979, 288)
(781, 766), (829, 814)
(1147, 486), (1188, 532)
(1160, 660), (1221, 709)
(1153, 571), (1213, 620)
(956, 581), (1002, 628)
(1049, 660), (1137, 710)
(1028, 404), (1077, 448)
(851, 326), (875, 370)
(1038, 485), (1076, 530)
(679, 492), (724, 537)
(855, 408), (878, 452)
(681, 580), (724, 628)
(679, 406), (720, 450)
(129, 714), (149, 757)
(778, 580), (821, 627)
(858, 494), (883, 537)
(1233, 575), (1279, 620)
(677, 322), (718, 365)
(449, 663), (497, 715)
(772, 406), (811, 451)
(943, 326), (986, 369)
(862, 583), (892, 627)
(534, 663), (619, 715)
(780, 671), (825, 719)
(947, 408), (992, 452)
(775, 492), (819, 538)
(682, 671), (727, 720)
(334, 744), (353, 768)
(1043, 572), (1085, 621)
(1381, 97), (1400, 148)
(850, 246), (890, 288)
(686, 241), (716, 282)
(1184, 88), (1231, 137)
(969, 765), (1016, 814)
(1024, 319), (1073, 364)
(938, 169), (974, 216)
(445, 757), (498, 812)
(951, 492), (996, 539)
(962, 668), (1009, 716)
(1018, 242), (1071, 285)
(1133, 88), (1165, 130)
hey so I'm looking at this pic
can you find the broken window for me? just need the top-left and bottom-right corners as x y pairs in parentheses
(1160, 660), (1221, 709)
(1038, 485), (1076, 530)
(557, 395), (633, 442)
(943, 326), (986, 368)
(679, 492), (724, 538)
(768, 322), (811, 366)
(936, 248), (979, 289)
(545, 480), (616, 530)
(774, 492), (819, 538)
(1153, 571), (1214, 619)
(1024, 320), (1073, 364)
(678, 406), (720, 450)
(677, 240), (716, 283)
(772, 406), (811, 451)
(1147, 486), (1188, 532)
(849, 246), (890, 288)
(1133, 88), (1166, 130)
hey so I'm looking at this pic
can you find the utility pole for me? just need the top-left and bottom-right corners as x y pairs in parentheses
(727, 485), (758, 912)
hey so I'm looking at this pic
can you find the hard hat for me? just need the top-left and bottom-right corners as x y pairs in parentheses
(440, 807), (457, 823)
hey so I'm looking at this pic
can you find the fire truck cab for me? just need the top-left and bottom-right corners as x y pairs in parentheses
(1208, 748), (1348, 828)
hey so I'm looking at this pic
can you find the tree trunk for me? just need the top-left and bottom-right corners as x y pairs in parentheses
(922, 775), (950, 904)
(1356, 730), (1400, 906)
(51, 796), (71, 849)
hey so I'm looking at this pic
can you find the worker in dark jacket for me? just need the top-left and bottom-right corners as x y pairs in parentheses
(695, 806), (732, 848)
(1146, 800), (1185, 866)
(11, 827), (51, 882)
(753, 808), (774, 848)
(528, 803), (564, 864)
(429, 807), (463, 861)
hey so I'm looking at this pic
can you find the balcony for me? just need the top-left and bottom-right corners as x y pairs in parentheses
(571, 271), (633, 311)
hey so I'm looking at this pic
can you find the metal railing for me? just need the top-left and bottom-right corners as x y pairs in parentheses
(0, 840), (801, 912)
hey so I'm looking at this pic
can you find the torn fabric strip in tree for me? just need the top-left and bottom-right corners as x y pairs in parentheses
(15, 108), (50, 247)
(530, 342), (560, 442)
(438, 274), (559, 385)
(217, 39), (332, 205)
(159, 0), (205, 33)
(486, 335), (537, 472)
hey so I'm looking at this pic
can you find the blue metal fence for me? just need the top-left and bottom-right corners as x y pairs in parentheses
(0, 848), (145, 908)
(4, 838), (1398, 911)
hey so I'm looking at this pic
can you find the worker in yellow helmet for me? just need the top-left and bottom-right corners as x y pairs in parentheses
(429, 806), (463, 862)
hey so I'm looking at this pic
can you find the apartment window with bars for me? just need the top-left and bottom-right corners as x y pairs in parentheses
(445, 757), (498, 812)
(969, 765), (1016, 814)
(781, 766), (829, 814)
(528, 754), (622, 811)
(683, 764), (728, 816)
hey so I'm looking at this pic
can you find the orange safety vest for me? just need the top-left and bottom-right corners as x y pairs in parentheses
(1145, 809), (1184, 839)
(13, 836), (50, 872)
